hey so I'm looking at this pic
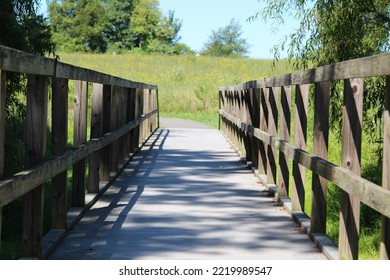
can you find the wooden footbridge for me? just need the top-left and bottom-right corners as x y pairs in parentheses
(0, 45), (390, 260)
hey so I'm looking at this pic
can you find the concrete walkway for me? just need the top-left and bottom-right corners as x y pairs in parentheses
(48, 122), (326, 260)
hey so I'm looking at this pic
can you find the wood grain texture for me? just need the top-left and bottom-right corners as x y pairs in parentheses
(88, 83), (104, 193)
(278, 86), (291, 197)
(381, 76), (390, 259)
(51, 78), (69, 229)
(338, 78), (363, 260)
(72, 81), (88, 207)
(23, 74), (48, 257)
(311, 82), (330, 234)
(292, 84), (309, 211)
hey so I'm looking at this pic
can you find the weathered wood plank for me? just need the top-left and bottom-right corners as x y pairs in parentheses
(129, 88), (137, 153)
(0, 45), (55, 76)
(0, 45), (157, 90)
(311, 82), (330, 233)
(381, 76), (390, 260)
(23, 74), (48, 257)
(124, 88), (133, 156)
(248, 87), (260, 169)
(267, 87), (278, 184)
(265, 52), (390, 87)
(292, 84), (309, 211)
(219, 109), (390, 219)
(278, 86), (291, 196)
(88, 83), (103, 193)
(0, 109), (157, 208)
(110, 86), (121, 171)
(100, 85), (112, 181)
(339, 78), (363, 260)
(56, 62), (157, 90)
(72, 81), (88, 207)
(51, 78), (69, 229)
(258, 87), (268, 179)
(0, 70), (6, 252)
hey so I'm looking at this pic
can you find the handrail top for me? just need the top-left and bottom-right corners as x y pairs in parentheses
(219, 52), (390, 90)
(0, 45), (157, 90)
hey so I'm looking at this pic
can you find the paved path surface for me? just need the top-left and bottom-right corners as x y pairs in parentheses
(48, 122), (326, 260)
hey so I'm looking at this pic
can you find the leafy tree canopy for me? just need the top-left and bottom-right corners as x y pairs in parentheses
(251, 0), (390, 68)
(49, 0), (191, 54)
(201, 19), (250, 57)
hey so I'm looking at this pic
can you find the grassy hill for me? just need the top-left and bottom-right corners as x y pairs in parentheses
(58, 53), (293, 127)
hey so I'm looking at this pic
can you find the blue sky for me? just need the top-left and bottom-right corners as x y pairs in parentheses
(39, 0), (300, 59)
(159, 0), (299, 58)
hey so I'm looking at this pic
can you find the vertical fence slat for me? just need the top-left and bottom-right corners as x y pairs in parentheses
(23, 74), (48, 257)
(381, 76), (390, 259)
(0, 70), (6, 252)
(278, 86), (291, 197)
(311, 81), (330, 233)
(339, 78), (363, 260)
(110, 86), (121, 171)
(292, 84), (309, 211)
(267, 87), (278, 184)
(129, 88), (136, 153)
(72, 80), (88, 207)
(100, 85), (112, 181)
(124, 88), (132, 157)
(249, 86), (260, 170)
(120, 88), (128, 160)
(51, 78), (69, 229)
(88, 83), (103, 193)
(258, 87), (268, 182)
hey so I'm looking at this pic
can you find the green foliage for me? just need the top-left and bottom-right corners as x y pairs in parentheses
(252, 0), (390, 68)
(201, 19), (250, 57)
(49, 0), (108, 52)
(49, 0), (188, 54)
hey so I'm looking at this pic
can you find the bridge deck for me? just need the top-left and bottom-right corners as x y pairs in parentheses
(48, 122), (326, 260)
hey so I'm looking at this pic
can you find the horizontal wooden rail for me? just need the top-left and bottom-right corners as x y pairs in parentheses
(219, 52), (390, 260)
(0, 45), (159, 259)
(0, 45), (157, 89)
(0, 109), (157, 208)
(220, 109), (390, 218)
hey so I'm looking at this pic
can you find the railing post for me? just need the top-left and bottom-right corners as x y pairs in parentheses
(267, 87), (278, 184)
(129, 88), (137, 153)
(381, 76), (390, 260)
(0, 70), (6, 252)
(72, 80), (88, 207)
(110, 86), (121, 171)
(100, 85), (112, 181)
(258, 86), (268, 182)
(311, 81), (330, 233)
(23, 74), (48, 257)
(88, 83), (104, 193)
(51, 78), (69, 229)
(339, 78), (363, 260)
(247, 84), (260, 170)
(278, 86), (291, 197)
(124, 88), (132, 157)
(292, 84), (309, 211)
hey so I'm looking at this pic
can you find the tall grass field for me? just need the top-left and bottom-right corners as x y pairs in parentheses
(1, 53), (382, 259)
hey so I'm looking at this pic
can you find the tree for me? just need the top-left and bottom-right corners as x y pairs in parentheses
(251, 0), (390, 68)
(201, 19), (250, 57)
(105, 0), (135, 51)
(49, 0), (108, 52)
(0, 0), (54, 54)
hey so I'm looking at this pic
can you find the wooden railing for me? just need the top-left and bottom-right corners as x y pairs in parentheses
(219, 53), (390, 260)
(0, 45), (159, 258)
